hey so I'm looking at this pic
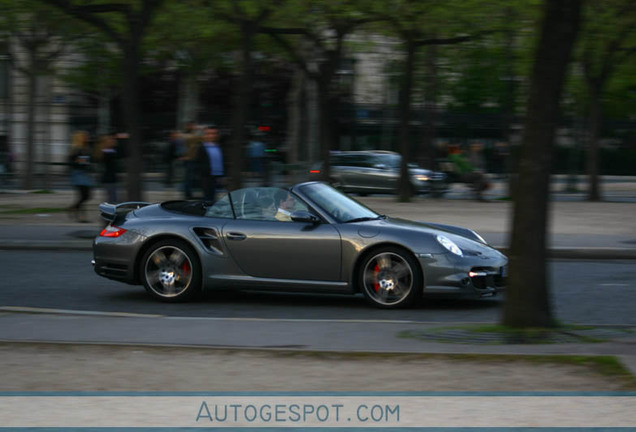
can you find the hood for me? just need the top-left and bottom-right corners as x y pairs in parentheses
(373, 217), (499, 256)
(408, 167), (433, 175)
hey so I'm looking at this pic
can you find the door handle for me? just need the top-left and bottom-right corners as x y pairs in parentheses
(226, 232), (247, 241)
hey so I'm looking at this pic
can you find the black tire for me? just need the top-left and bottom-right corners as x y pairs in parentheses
(358, 246), (423, 309)
(140, 239), (202, 302)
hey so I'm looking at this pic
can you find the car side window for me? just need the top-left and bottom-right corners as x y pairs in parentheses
(349, 155), (365, 167)
(331, 155), (345, 166)
(205, 195), (234, 218)
(229, 188), (309, 222)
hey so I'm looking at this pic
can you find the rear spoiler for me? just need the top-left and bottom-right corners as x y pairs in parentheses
(99, 202), (151, 222)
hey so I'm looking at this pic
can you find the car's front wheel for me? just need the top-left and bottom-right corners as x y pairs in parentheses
(140, 239), (202, 302)
(358, 247), (422, 309)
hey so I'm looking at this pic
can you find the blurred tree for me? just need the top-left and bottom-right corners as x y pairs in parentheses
(261, 0), (374, 183)
(574, 0), (636, 201)
(210, 0), (285, 191)
(362, 0), (496, 202)
(61, 34), (121, 135)
(0, 0), (76, 190)
(145, 1), (236, 130)
(442, 2), (539, 198)
(502, 0), (583, 328)
(40, 0), (166, 201)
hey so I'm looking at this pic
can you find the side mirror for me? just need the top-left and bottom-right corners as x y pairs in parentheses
(373, 163), (387, 170)
(290, 210), (320, 224)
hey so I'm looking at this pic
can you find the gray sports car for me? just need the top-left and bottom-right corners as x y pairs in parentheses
(93, 182), (507, 308)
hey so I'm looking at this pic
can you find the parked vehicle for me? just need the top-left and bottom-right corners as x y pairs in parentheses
(309, 151), (448, 197)
(93, 182), (507, 309)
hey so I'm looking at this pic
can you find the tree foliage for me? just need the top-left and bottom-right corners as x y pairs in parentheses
(573, 0), (636, 200)
(0, 0), (86, 189)
(39, 0), (166, 201)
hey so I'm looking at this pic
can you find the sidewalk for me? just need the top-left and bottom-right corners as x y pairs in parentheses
(1, 311), (636, 391)
(1, 180), (636, 258)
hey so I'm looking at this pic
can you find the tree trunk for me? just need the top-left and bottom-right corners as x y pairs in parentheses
(42, 76), (52, 191)
(23, 69), (36, 190)
(585, 84), (602, 201)
(177, 72), (199, 130)
(122, 41), (144, 201)
(316, 49), (340, 183)
(317, 77), (333, 182)
(420, 42), (437, 170)
(397, 38), (415, 202)
(229, 27), (254, 191)
(502, 0), (582, 328)
(503, 8), (517, 198)
(305, 75), (319, 162)
(285, 67), (304, 165)
(97, 92), (111, 135)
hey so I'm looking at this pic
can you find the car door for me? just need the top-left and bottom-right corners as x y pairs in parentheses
(332, 154), (361, 191)
(347, 153), (377, 192)
(367, 154), (398, 192)
(222, 219), (342, 281)
(221, 188), (342, 282)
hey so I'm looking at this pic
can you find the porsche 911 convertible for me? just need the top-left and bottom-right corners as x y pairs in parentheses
(92, 182), (507, 308)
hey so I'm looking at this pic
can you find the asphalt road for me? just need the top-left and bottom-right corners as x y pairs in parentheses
(2, 250), (635, 325)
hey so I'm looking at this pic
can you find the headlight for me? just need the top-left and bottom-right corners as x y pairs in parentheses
(414, 175), (430, 182)
(437, 235), (463, 257)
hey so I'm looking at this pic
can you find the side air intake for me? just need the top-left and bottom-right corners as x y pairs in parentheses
(193, 227), (224, 255)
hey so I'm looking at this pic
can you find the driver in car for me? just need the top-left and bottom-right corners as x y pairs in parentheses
(274, 190), (295, 222)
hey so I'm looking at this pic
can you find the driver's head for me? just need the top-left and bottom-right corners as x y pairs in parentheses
(275, 190), (294, 210)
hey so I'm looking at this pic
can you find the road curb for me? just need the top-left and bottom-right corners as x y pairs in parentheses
(3, 241), (636, 260)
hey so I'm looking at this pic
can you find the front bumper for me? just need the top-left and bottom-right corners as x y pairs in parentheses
(412, 178), (449, 195)
(417, 251), (508, 298)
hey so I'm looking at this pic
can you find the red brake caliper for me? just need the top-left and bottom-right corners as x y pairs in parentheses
(373, 264), (380, 292)
(182, 261), (191, 275)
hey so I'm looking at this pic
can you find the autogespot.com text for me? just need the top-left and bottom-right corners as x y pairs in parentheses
(196, 400), (399, 424)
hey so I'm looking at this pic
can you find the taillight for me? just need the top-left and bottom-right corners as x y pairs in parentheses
(100, 225), (127, 237)
(310, 170), (321, 174)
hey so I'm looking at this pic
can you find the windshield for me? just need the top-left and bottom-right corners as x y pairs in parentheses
(298, 182), (380, 223)
(381, 154), (401, 169)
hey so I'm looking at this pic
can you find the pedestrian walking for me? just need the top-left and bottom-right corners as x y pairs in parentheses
(67, 130), (94, 222)
(448, 145), (489, 201)
(94, 133), (120, 203)
(196, 125), (225, 202)
(180, 121), (201, 199)
(164, 130), (182, 187)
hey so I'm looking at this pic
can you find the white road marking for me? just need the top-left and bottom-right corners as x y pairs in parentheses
(0, 306), (163, 318)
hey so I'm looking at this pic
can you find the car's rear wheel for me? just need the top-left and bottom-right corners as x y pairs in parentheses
(140, 239), (201, 302)
(358, 247), (422, 309)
